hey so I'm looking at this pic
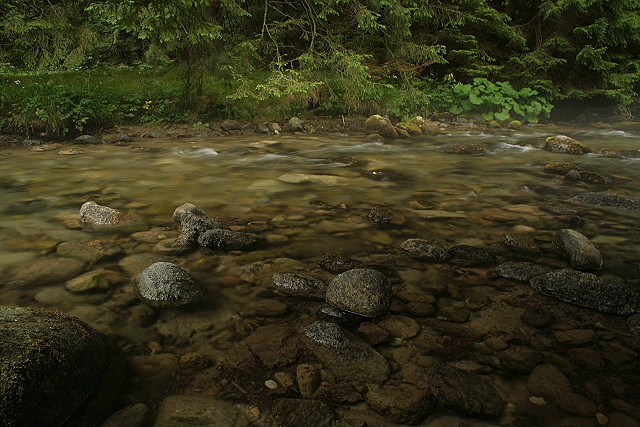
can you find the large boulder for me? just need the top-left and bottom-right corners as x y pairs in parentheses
(80, 201), (139, 228)
(543, 135), (592, 154)
(325, 268), (393, 318)
(530, 269), (639, 315)
(0, 306), (123, 427)
(133, 262), (203, 307)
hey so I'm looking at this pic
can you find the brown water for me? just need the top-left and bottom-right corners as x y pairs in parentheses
(1, 126), (639, 426)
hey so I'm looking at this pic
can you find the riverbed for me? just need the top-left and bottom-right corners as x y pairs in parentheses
(1, 125), (639, 426)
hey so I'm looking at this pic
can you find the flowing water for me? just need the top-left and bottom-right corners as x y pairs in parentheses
(1, 126), (639, 426)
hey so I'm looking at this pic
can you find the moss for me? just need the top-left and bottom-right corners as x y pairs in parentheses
(395, 122), (422, 136)
(508, 120), (523, 128)
(543, 162), (583, 175)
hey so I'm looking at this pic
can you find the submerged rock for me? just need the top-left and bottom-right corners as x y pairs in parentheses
(401, 239), (449, 262)
(317, 253), (366, 274)
(197, 229), (261, 251)
(154, 395), (249, 427)
(133, 262), (203, 307)
(325, 268), (393, 318)
(554, 229), (603, 271)
(427, 363), (504, 418)
(445, 143), (487, 155)
(367, 383), (434, 425)
(496, 261), (551, 282)
(543, 135), (591, 154)
(448, 245), (497, 266)
(569, 192), (640, 212)
(0, 306), (123, 427)
(272, 272), (328, 299)
(302, 321), (390, 384)
(80, 201), (138, 228)
(530, 269), (639, 315)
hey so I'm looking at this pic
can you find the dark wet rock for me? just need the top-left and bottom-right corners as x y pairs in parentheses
(367, 383), (434, 425)
(153, 235), (194, 255)
(364, 114), (398, 139)
(317, 306), (367, 327)
(302, 321), (390, 384)
(80, 201), (139, 228)
(405, 302), (436, 317)
(365, 133), (384, 142)
(154, 395), (249, 427)
(527, 364), (572, 402)
(520, 307), (553, 327)
(555, 329), (595, 345)
(0, 306), (123, 427)
(577, 170), (606, 184)
(73, 134), (102, 144)
(272, 272), (328, 299)
(197, 228), (261, 250)
(554, 229), (602, 271)
(445, 143), (487, 155)
(56, 240), (122, 264)
(317, 252), (366, 274)
(287, 117), (305, 132)
(569, 192), (640, 212)
(133, 262), (203, 307)
(356, 322), (391, 345)
(220, 119), (241, 131)
(173, 203), (223, 240)
(368, 206), (394, 225)
(395, 122), (423, 136)
(484, 345), (544, 373)
(503, 233), (540, 254)
(401, 239), (449, 262)
(448, 245), (497, 266)
(629, 314), (640, 338)
(245, 325), (298, 368)
(395, 127), (411, 138)
(362, 167), (406, 181)
(242, 298), (288, 317)
(496, 261), (551, 282)
(11, 256), (87, 287)
(543, 135), (592, 154)
(427, 363), (504, 418)
(325, 268), (393, 318)
(530, 269), (638, 315)
(102, 133), (132, 144)
(320, 382), (363, 405)
(270, 398), (334, 427)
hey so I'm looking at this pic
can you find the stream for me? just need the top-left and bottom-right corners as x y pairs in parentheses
(1, 125), (639, 426)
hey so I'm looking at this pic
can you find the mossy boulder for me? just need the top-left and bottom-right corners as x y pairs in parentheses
(543, 135), (592, 155)
(544, 162), (583, 175)
(364, 115), (398, 139)
(395, 122), (423, 136)
(0, 306), (124, 427)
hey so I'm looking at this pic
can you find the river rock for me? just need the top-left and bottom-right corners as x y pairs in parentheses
(278, 173), (345, 185)
(197, 229), (260, 250)
(520, 307), (553, 327)
(0, 306), (123, 427)
(287, 117), (305, 132)
(302, 321), (390, 384)
(364, 115), (398, 138)
(367, 383), (434, 425)
(325, 268), (393, 318)
(317, 252), (366, 274)
(529, 269), (639, 315)
(173, 203), (223, 240)
(101, 403), (148, 427)
(270, 398), (334, 427)
(272, 272), (328, 299)
(448, 245), (497, 266)
(11, 256), (87, 287)
(401, 239), (449, 262)
(133, 262), (203, 307)
(543, 161), (583, 175)
(496, 261), (551, 282)
(65, 269), (117, 293)
(569, 192), (640, 212)
(427, 363), (504, 418)
(56, 240), (122, 263)
(245, 325), (298, 368)
(554, 229), (602, 271)
(527, 364), (572, 401)
(543, 135), (591, 154)
(80, 201), (139, 228)
(154, 395), (249, 427)
(317, 306), (367, 327)
(73, 134), (102, 145)
(445, 143), (486, 155)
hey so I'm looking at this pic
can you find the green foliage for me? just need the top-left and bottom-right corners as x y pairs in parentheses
(448, 78), (553, 123)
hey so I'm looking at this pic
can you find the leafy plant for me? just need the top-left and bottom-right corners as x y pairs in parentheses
(449, 78), (553, 123)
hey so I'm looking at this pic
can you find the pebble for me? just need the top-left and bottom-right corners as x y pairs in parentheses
(296, 363), (321, 397)
(554, 229), (603, 271)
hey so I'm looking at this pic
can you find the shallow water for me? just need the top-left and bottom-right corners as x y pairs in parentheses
(1, 126), (639, 426)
